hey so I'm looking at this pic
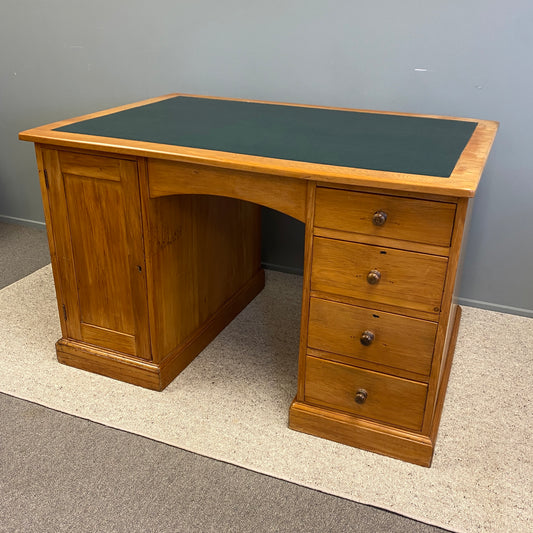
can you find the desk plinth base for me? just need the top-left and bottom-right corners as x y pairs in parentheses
(56, 269), (265, 391)
(289, 401), (435, 467)
(289, 306), (462, 467)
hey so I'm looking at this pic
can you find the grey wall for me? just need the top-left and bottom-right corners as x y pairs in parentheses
(1, 0), (532, 316)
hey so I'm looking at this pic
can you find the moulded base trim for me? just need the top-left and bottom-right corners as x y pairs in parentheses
(289, 400), (435, 467)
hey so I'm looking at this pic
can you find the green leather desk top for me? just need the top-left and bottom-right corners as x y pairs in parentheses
(54, 96), (477, 178)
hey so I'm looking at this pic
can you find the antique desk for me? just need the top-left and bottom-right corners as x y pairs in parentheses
(19, 95), (497, 466)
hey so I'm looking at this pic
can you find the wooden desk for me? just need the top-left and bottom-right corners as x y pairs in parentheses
(19, 94), (498, 466)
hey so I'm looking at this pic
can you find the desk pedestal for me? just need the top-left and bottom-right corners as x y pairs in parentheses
(38, 147), (263, 391)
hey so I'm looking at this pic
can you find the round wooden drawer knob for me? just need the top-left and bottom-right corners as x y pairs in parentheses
(372, 210), (388, 226)
(367, 269), (381, 284)
(355, 389), (368, 404)
(360, 330), (375, 346)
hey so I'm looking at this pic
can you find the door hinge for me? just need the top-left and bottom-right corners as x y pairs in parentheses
(62, 304), (67, 321)
(43, 169), (49, 189)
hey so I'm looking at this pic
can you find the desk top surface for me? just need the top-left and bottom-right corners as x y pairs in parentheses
(19, 94), (498, 197)
(53, 96), (474, 179)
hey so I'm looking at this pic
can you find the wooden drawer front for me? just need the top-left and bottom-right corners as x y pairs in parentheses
(58, 151), (124, 181)
(308, 298), (436, 376)
(311, 237), (448, 315)
(305, 356), (427, 430)
(315, 188), (456, 247)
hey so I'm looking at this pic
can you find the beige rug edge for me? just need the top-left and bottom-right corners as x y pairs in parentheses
(1, 265), (531, 533)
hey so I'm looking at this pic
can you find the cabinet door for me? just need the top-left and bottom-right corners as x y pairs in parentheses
(42, 149), (150, 359)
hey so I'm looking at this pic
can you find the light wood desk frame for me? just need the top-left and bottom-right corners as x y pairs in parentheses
(20, 94), (498, 466)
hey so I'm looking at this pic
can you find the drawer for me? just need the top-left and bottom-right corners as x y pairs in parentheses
(304, 356), (427, 430)
(315, 188), (456, 247)
(308, 298), (436, 376)
(58, 151), (125, 181)
(311, 237), (448, 315)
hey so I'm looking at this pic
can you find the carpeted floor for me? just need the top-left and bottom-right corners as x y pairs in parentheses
(0, 221), (51, 286)
(1, 221), (531, 533)
(1, 391), (451, 533)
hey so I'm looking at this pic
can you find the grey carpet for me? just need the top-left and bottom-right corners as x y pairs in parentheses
(0, 392), (449, 533)
(0, 221), (50, 287)
(0, 221), (449, 533)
